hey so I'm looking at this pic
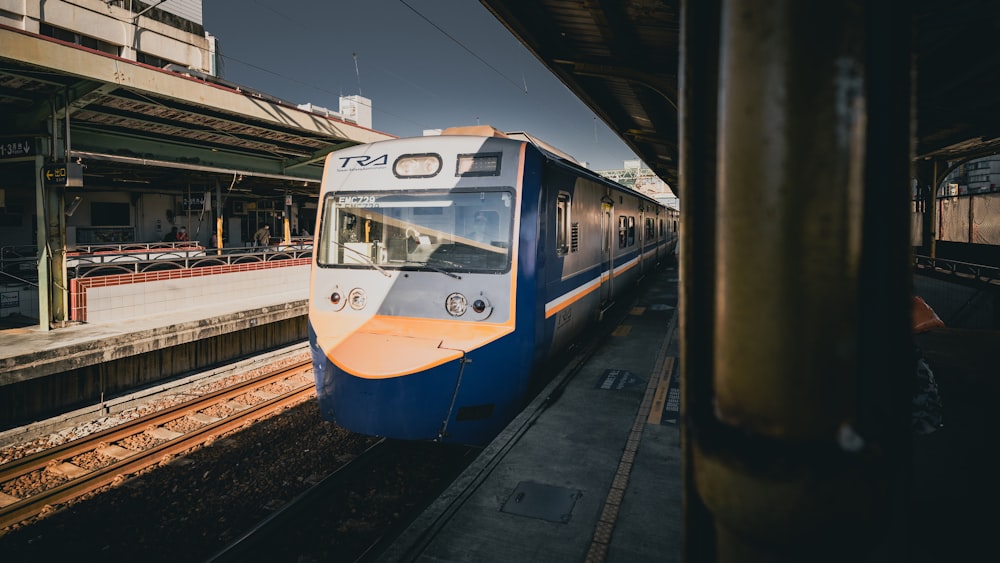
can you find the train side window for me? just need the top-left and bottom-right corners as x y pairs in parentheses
(556, 192), (570, 254)
(618, 215), (627, 248)
(627, 216), (635, 246)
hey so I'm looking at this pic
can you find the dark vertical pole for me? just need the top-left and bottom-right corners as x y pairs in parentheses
(690, 0), (914, 561)
(930, 159), (938, 258)
(678, 0), (720, 561)
(858, 1), (915, 559)
(914, 158), (932, 256)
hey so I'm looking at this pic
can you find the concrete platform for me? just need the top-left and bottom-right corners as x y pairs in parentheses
(379, 264), (682, 562)
(0, 297), (307, 386)
(0, 292), (309, 431)
(379, 269), (1000, 562)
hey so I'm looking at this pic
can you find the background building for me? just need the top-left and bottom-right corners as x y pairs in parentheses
(0, 1), (388, 328)
(598, 160), (679, 209)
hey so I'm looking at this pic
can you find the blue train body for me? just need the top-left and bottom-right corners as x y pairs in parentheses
(309, 126), (677, 445)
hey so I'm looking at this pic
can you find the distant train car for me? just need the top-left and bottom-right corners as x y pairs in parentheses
(308, 126), (678, 445)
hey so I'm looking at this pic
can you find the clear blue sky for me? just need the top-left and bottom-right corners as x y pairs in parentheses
(201, 0), (642, 171)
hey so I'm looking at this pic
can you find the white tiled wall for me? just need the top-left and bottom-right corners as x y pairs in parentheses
(84, 265), (310, 324)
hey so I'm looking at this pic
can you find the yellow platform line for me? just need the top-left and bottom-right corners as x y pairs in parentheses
(647, 356), (675, 425)
(586, 305), (677, 562)
(612, 325), (632, 337)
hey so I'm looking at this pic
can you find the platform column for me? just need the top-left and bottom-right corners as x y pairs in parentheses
(34, 154), (51, 330)
(684, 1), (914, 561)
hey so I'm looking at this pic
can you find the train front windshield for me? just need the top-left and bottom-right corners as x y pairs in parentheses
(317, 189), (514, 273)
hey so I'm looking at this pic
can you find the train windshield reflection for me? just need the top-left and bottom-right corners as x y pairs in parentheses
(317, 189), (514, 272)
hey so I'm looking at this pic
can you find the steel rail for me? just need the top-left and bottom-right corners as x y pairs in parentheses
(0, 364), (314, 529)
(0, 361), (310, 482)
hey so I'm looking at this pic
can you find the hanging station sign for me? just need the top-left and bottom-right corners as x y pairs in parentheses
(42, 162), (84, 187)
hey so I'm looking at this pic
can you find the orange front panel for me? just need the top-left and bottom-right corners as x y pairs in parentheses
(330, 331), (463, 378)
(328, 315), (516, 379)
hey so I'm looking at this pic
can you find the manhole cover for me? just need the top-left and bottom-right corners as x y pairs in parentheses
(500, 481), (582, 523)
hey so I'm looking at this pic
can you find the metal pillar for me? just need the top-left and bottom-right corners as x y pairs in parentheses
(34, 154), (51, 331)
(684, 1), (913, 561)
(47, 179), (68, 325)
(914, 158), (937, 256)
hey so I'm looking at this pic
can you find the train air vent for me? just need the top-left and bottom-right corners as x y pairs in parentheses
(571, 223), (580, 252)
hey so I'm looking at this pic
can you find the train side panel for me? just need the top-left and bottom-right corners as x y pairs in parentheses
(538, 160), (669, 358)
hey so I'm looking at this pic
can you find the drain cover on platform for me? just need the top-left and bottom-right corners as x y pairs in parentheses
(500, 481), (582, 523)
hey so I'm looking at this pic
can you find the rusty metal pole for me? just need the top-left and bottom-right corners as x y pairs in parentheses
(691, 1), (913, 561)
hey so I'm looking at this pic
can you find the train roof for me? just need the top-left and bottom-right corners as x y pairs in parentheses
(440, 125), (580, 165)
(439, 125), (663, 206)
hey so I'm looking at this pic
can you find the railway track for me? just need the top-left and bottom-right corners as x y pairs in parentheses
(205, 437), (395, 563)
(0, 360), (314, 530)
(206, 438), (477, 563)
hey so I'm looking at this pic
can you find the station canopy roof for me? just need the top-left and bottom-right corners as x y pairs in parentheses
(0, 25), (393, 197)
(480, 0), (1000, 189)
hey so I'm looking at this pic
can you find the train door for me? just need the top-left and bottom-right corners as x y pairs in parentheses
(656, 216), (662, 265)
(638, 209), (645, 275)
(600, 198), (614, 307)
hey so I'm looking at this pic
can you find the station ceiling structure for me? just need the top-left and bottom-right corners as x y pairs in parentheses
(479, 0), (1000, 190)
(0, 25), (392, 197)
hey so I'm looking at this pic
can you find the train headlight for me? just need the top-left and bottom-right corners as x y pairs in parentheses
(393, 154), (442, 178)
(329, 290), (346, 311)
(348, 288), (367, 310)
(445, 292), (468, 316)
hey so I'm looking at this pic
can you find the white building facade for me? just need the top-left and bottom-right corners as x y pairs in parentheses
(1, 0), (215, 74)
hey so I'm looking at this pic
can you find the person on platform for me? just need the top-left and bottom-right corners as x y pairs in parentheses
(253, 224), (270, 247)
(163, 226), (178, 242)
(176, 226), (189, 242)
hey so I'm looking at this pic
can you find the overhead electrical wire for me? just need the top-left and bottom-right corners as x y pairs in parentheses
(151, 0), (532, 131)
(397, 0), (528, 94)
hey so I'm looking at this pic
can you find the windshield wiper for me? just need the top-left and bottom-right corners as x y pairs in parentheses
(330, 240), (391, 277)
(395, 259), (461, 279)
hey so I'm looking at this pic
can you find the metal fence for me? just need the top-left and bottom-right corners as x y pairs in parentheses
(0, 245), (37, 287)
(68, 244), (313, 278)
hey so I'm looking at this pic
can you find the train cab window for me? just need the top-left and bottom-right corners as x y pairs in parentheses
(556, 192), (570, 255)
(318, 189), (514, 273)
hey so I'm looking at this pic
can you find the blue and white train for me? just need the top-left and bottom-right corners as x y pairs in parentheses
(308, 126), (678, 445)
